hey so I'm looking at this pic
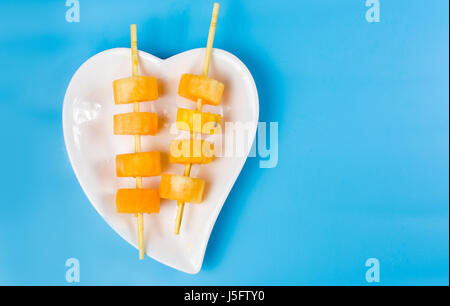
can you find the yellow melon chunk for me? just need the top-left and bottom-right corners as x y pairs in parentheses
(176, 108), (221, 134)
(169, 139), (214, 164)
(178, 73), (224, 106)
(116, 189), (160, 214)
(159, 174), (205, 204)
(114, 112), (158, 135)
(116, 151), (161, 177)
(113, 76), (158, 104)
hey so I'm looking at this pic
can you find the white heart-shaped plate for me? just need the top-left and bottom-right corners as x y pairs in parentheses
(63, 48), (259, 273)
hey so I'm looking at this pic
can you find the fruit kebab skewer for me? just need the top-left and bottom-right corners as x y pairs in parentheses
(113, 25), (161, 259)
(160, 3), (224, 235)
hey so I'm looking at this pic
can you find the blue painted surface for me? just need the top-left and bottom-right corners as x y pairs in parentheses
(0, 0), (448, 285)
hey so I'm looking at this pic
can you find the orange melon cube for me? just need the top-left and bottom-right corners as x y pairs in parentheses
(176, 108), (221, 134)
(113, 76), (158, 104)
(159, 174), (205, 204)
(178, 73), (224, 106)
(114, 112), (158, 135)
(116, 151), (161, 177)
(116, 189), (160, 214)
(169, 139), (214, 164)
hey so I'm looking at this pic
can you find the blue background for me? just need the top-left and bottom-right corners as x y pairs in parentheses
(0, 0), (448, 285)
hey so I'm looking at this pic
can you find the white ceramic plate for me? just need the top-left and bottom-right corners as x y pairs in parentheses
(63, 48), (259, 273)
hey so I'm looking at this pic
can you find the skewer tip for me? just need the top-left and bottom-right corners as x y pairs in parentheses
(212, 3), (220, 21)
(175, 202), (185, 235)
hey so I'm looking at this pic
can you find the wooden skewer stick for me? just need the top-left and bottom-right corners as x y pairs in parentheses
(175, 3), (220, 235)
(130, 24), (145, 259)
